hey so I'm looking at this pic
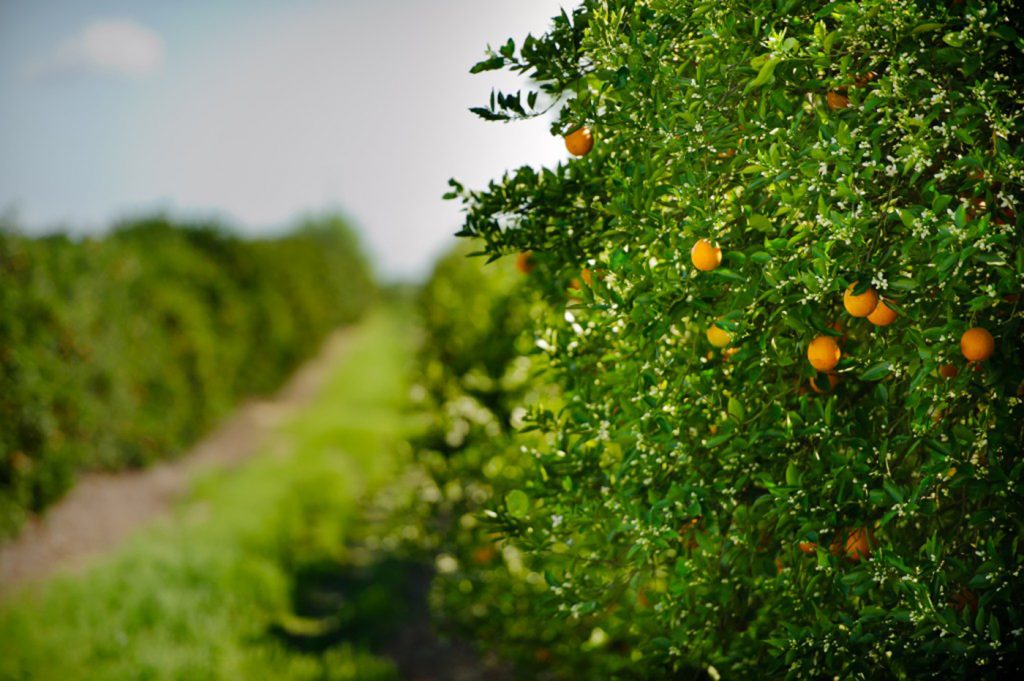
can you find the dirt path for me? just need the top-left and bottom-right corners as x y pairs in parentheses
(0, 330), (351, 594)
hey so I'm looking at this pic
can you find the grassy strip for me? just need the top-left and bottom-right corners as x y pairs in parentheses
(0, 310), (411, 681)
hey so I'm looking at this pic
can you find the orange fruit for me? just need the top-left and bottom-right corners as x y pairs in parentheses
(472, 545), (497, 564)
(960, 327), (994, 361)
(995, 209), (1016, 226)
(952, 587), (979, 616)
(679, 518), (700, 549)
(809, 372), (839, 393)
(516, 251), (536, 274)
(564, 126), (593, 156)
(827, 91), (850, 110)
(706, 322), (731, 348)
(854, 71), (877, 87)
(797, 541), (817, 554)
(841, 527), (873, 562)
(691, 239), (722, 271)
(807, 335), (841, 372)
(966, 197), (987, 220)
(867, 299), (898, 326)
(580, 267), (593, 286)
(844, 283), (879, 317)
(939, 364), (959, 379)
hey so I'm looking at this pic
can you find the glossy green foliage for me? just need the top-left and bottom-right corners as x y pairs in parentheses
(446, 0), (1024, 677)
(412, 246), (603, 677)
(0, 214), (375, 537)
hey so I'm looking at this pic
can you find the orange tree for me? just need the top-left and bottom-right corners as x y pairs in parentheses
(0, 215), (375, 537)
(445, 0), (1024, 677)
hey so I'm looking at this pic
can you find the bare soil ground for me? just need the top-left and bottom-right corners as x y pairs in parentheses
(0, 330), (351, 593)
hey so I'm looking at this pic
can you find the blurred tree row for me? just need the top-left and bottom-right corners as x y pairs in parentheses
(0, 214), (375, 538)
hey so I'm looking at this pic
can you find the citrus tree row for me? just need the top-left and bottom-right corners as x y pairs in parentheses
(441, 0), (1023, 678)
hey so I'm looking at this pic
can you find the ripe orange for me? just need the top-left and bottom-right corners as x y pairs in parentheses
(516, 251), (536, 274)
(691, 239), (722, 271)
(827, 91), (850, 110)
(952, 587), (979, 616)
(706, 322), (731, 348)
(867, 299), (898, 326)
(580, 267), (593, 286)
(960, 327), (994, 361)
(854, 71), (878, 87)
(809, 372), (839, 393)
(807, 335), (841, 372)
(844, 283), (879, 317)
(841, 527), (873, 562)
(797, 541), (817, 554)
(939, 364), (959, 379)
(564, 126), (594, 156)
(472, 545), (498, 564)
(679, 518), (700, 549)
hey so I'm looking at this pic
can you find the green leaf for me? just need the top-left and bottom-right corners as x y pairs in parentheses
(713, 268), (746, 283)
(746, 58), (779, 91)
(858, 362), (891, 381)
(785, 462), (800, 486)
(728, 397), (746, 421)
(911, 22), (944, 35)
(506, 490), (530, 518)
(470, 55), (506, 74)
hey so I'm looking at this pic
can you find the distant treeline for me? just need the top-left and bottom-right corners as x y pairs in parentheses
(0, 215), (376, 538)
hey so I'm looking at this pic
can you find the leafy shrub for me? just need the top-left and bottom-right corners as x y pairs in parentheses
(410, 245), (586, 676)
(0, 214), (375, 537)
(440, 1), (1024, 677)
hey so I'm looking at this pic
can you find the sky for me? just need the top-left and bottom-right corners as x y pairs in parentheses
(0, 0), (571, 279)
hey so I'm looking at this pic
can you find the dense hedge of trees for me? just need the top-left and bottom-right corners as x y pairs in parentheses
(428, 0), (1023, 677)
(0, 215), (375, 538)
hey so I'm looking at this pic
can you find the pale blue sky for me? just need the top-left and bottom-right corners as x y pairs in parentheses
(0, 0), (570, 278)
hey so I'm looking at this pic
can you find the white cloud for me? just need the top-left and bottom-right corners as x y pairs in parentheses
(28, 20), (165, 81)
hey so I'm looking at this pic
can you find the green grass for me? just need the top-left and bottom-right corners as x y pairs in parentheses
(0, 310), (414, 681)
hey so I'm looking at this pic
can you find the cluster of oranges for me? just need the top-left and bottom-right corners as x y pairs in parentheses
(684, 236), (1000, 395)
(552, 127), (1004, 573)
(556, 128), (1000, 385)
(806, 281), (995, 380)
(796, 527), (873, 562)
